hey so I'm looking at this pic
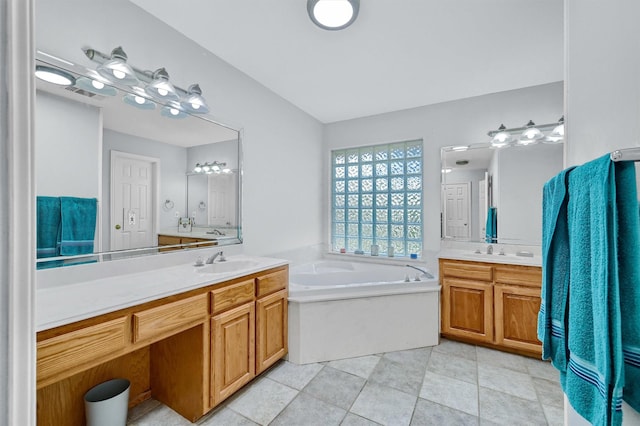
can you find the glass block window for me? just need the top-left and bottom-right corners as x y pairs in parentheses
(331, 140), (423, 257)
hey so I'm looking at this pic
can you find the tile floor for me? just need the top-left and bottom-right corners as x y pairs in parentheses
(127, 339), (564, 426)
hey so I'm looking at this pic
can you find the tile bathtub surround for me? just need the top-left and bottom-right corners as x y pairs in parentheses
(127, 339), (564, 426)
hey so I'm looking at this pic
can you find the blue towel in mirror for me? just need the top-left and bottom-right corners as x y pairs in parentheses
(36, 196), (61, 258)
(59, 197), (97, 256)
(485, 206), (497, 243)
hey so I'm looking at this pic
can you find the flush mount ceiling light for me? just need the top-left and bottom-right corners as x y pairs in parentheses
(92, 46), (139, 86)
(180, 84), (209, 114)
(307, 0), (360, 31)
(35, 65), (76, 86)
(490, 124), (514, 148)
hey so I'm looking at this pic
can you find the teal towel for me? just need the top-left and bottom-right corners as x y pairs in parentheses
(36, 196), (61, 258)
(564, 154), (639, 426)
(485, 206), (497, 243)
(59, 197), (97, 256)
(615, 160), (640, 414)
(538, 166), (574, 378)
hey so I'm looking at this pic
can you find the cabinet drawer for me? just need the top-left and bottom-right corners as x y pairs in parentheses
(37, 316), (128, 388)
(211, 279), (255, 315)
(133, 294), (208, 343)
(256, 269), (288, 298)
(494, 265), (541, 288)
(441, 260), (493, 281)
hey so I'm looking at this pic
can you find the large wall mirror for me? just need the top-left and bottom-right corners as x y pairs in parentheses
(441, 141), (563, 245)
(35, 52), (242, 269)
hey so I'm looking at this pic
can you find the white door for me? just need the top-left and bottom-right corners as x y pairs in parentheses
(443, 183), (471, 239)
(111, 151), (158, 250)
(208, 173), (237, 226)
(479, 178), (487, 240)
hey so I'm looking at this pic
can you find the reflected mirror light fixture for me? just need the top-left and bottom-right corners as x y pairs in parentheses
(451, 145), (469, 152)
(145, 67), (179, 101)
(123, 93), (156, 110)
(35, 65), (76, 86)
(518, 120), (544, 145)
(193, 161), (230, 174)
(490, 124), (514, 148)
(307, 0), (360, 30)
(93, 46), (139, 86)
(160, 104), (188, 119)
(74, 76), (117, 96)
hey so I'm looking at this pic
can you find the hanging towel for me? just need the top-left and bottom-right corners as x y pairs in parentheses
(36, 196), (61, 258)
(538, 166), (575, 379)
(615, 159), (640, 414)
(59, 197), (97, 256)
(485, 206), (497, 243)
(563, 154), (639, 426)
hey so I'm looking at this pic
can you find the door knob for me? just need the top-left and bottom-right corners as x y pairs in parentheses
(115, 224), (121, 230)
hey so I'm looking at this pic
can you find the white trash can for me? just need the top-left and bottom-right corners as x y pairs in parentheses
(84, 378), (130, 426)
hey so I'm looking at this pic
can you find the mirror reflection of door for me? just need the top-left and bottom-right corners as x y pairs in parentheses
(443, 183), (471, 239)
(479, 177), (487, 241)
(208, 174), (237, 226)
(110, 151), (158, 250)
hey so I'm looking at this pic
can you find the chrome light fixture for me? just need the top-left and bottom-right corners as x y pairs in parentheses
(145, 68), (179, 101)
(95, 46), (138, 86)
(181, 84), (209, 114)
(83, 45), (211, 117)
(545, 116), (565, 144)
(307, 0), (360, 31)
(35, 65), (76, 86)
(74, 76), (117, 96)
(518, 120), (544, 145)
(192, 161), (230, 174)
(123, 93), (156, 110)
(490, 124), (513, 148)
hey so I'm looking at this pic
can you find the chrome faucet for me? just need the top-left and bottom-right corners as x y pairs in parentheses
(206, 251), (225, 264)
(486, 245), (493, 254)
(405, 265), (435, 279)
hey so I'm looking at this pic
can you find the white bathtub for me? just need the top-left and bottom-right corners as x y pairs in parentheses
(287, 260), (441, 364)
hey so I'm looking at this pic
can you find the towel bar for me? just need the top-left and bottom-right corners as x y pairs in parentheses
(611, 147), (640, 162)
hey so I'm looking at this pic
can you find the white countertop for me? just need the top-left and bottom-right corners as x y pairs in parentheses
(36, 255), (288, 332)
(438, 248), (542, 267)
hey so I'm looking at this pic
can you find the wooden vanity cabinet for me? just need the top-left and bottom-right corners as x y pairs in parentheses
(440, 258), (542, 357)
(158, 234), (217, 251)
(36, 265), (289, 426)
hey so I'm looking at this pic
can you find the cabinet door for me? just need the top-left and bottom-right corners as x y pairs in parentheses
(211, 302), (255, 406)
(256, 289), (288, 374)
(442, 278), (494, 343)
(494, 284), (542, 354)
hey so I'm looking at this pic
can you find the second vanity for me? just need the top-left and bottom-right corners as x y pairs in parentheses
(438, 248), (542, 358)
(36, 255), (288, 425)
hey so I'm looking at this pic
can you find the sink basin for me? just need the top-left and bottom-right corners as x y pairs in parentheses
(196, 260), (259, 274)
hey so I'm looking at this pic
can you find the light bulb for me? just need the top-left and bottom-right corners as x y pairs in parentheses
(92, 80), (105, 89)
(158, 88), (168, 97)
(134, 96), (145, 104)
(191, 103), (201, 110)
(170, 108), (179, 116)
(313, 0), (354, 28)
(112, 69), (125, 80)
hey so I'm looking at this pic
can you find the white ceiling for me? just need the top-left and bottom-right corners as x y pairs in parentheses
(131, 0), (563, 124)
